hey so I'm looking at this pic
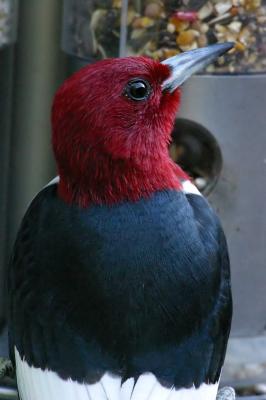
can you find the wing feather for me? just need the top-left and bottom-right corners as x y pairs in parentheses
(16, 347), (219, 400)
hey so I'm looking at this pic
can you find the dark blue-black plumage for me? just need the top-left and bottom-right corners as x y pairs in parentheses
(8, 184), (232, 389)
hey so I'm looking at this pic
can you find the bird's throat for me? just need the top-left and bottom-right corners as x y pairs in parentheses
(57, 154), (186, 207)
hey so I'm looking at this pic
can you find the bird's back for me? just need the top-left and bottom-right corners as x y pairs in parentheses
(8, 182), (232, 399)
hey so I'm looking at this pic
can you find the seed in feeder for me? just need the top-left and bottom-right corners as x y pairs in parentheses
(246, 20), (256, 31)
(257, 15), (266, 24)
(248, 52), (258, 63)
(239, 26), (251, 43)
(224, 32), (238, 41)
(169, 17), (189, 32)
(112, 0), (122, 7)
(190, 20), (198, 30)
(177, 29), (199, 46)
(228, 64), (236, 73)
(127, 9), (138, 25)
(214, 1), (233, 15)
(158, 31), (177, 48)
(144, 3), (162, 19)
(200, 23), (209, 33)
(234, 40), (246, 51)
(237, 4), (246, 14)
(227, 46), (236, 54)
(132, 17), (155, 29)
(194, 177), (207, 190)
(198, 34), (208, 46)
(216, 32), (224, 39)
(141, 40), (157, 53)
(163, 48), (180, 58)
(230, 6), (239, 16)
(244, 0), (261, 11)
(131, 28), (146, 40)
(198, 2), (214, 20)
(179, 41), (198, 51)
(171, 11), (198, 22)
(217, 55), (225, 65)
(215, 23), (227, 33)
(151, 49), (164, 60)
(192, 20), (209, 33)
(206, 64), (215, 72)
(167, 23), (176, 33)
(256, 7), (266, 17)
(209, 13), (232, 25)
(228, 21), (242, 32)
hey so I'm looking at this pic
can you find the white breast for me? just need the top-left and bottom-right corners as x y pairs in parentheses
(15, 348), (218, 400)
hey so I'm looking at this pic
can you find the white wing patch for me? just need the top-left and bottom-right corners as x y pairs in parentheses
(182, 180), (202, 196)
(121, 377), (134, 400)
(130, 373), (157, 400)
(44, 176), (60, 188)
(15, 347), (218, 400)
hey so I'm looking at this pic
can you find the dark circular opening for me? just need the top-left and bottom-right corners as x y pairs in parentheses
(169, 118), (223, 196)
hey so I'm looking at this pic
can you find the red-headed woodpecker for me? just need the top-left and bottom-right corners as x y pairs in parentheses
(8, 43), (233, 400)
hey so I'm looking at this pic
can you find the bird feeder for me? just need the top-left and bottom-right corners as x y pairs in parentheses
(62, 0), (266, 72)
(62, 0), (266, 381)
(0, 0), (18, 328)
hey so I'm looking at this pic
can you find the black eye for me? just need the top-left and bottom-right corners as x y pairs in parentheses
(125, 79), (151, 101)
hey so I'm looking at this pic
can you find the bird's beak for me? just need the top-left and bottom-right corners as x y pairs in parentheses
(161, 42), (234, 92)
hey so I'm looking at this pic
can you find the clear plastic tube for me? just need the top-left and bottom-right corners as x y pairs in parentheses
(62, 0), (266, 73)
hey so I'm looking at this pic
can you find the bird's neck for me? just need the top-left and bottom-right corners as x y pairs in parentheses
(57, 151), (187, 207)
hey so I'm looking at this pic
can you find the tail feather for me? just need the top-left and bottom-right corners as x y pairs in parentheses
(15, 347), (218, 400)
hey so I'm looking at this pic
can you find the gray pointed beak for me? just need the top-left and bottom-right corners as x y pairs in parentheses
(161, 42), (234, 92)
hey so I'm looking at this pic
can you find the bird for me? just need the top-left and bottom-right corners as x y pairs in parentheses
(8, 43), (233, 400)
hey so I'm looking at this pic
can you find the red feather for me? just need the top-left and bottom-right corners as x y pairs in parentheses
(52, 57), (188, 207)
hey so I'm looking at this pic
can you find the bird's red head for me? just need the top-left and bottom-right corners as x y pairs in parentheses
(52, 57), (183, 206)
(52, 44), (233, 206)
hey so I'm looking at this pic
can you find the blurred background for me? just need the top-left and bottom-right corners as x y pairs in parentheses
(0, 0), (266, 398)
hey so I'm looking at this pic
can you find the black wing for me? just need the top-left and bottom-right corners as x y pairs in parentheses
(185, 193), (232, 383)
(8, 184), (121, 382)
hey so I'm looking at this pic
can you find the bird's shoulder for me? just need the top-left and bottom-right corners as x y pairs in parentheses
(9, 178), (225, 283)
